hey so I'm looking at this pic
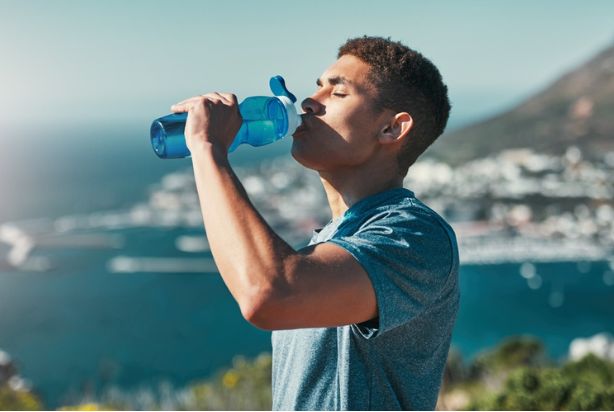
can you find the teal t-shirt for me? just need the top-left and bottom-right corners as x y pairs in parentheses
(271, 188), (460, 410)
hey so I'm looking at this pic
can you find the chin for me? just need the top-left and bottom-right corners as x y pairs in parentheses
(291, 139), (321, 171)
(290, 140), (310, 167)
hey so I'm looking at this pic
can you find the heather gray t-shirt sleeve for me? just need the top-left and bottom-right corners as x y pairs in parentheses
(328, 205), (454, 339)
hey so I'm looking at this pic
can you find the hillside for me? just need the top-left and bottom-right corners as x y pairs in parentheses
(428, 42), (614, 166)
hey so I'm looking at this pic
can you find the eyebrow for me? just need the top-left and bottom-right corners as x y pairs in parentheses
(316, 75), (352, 87)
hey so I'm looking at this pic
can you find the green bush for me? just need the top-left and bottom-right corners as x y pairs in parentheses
(187, 353), (272, 410)
(562, 352), (614, 385)
(469, 335), (549, 380)
(0, 386), (43, 411)
(468, 354), (614, 411)
(9, 336), (613, 411)
(57, 353), (272, 411)
(58, 403), (113, 411)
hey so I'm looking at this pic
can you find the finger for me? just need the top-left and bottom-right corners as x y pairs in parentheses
(195, 94), (227, 111)
(217, 93), (238, 105)
(200, 92), (226, 103)
(170, 96), (202, 112)
(170, 102), (192, 113)
(203, 95), (223, 105)
(196, 92), (235, 106)
(210, 92), (227, 103)
(171, 95), (222, 112)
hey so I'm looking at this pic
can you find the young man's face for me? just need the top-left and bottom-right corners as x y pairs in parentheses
(291, 54), (392, 172)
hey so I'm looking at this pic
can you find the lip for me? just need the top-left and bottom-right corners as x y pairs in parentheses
(294, 124), (306, 135)
(293, 115), (309, 136)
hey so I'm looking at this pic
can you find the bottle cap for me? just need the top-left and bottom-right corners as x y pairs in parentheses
(269, 75), (297, 103)
(269, 75), (301, 137)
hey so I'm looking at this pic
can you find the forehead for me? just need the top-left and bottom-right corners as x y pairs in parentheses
(320, 55), (374, 91)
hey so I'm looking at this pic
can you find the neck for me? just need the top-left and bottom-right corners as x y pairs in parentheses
(319, 165), (404, 220)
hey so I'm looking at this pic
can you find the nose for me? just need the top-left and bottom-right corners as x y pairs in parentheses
(301, 96), (325, 116)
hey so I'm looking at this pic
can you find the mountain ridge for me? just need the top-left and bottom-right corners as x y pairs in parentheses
(428, 42), (614, 166)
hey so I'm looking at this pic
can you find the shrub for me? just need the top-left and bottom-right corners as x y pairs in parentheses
(469, 335), (549, 380)
(57, 353), (272, 411)
(469, 354), (614, 410)
(0, 386), (43, 411)
(187, 353), (272, 410)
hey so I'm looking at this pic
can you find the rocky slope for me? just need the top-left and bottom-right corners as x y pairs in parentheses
(428, 42), (614, 166)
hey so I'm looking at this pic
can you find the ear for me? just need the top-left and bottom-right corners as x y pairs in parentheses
(378, 112), (413, 145)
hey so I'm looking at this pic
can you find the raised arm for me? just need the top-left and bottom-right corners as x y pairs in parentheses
(171, 92), (377, 330)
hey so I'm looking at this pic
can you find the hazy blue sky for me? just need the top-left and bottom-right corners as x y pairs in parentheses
(1, 0), (613, 134)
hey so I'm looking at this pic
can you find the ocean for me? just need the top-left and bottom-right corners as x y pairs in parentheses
(1, 124), (613, 408)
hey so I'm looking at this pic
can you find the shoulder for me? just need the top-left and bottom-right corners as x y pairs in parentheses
(338, 189), (455, 244)
(330, 189), (458, 278)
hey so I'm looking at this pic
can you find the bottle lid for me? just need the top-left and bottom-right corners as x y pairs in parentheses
(269, 75), (297, 103)
(269, 75), (301, 137)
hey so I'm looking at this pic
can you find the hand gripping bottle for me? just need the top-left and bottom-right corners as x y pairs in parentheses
(150, 76), (302, 159)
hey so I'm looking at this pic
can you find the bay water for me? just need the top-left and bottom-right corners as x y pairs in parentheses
(0, 125), (612, 408)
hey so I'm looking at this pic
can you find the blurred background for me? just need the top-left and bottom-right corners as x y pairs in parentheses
(0, 0), (613, 410)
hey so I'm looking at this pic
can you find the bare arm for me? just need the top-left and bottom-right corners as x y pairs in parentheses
(172, 92), (377, 330)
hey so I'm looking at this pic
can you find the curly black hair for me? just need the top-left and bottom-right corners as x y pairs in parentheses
(338, 36), (451, 175)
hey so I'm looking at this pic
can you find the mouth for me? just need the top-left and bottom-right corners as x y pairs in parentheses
(293, 116), (309, 136)
(293, 124), (306, 135)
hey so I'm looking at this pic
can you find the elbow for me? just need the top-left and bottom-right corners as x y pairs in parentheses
(238, 286), (282, 330)
(241, 304), (276, 330)
(236, 256), (298, 330)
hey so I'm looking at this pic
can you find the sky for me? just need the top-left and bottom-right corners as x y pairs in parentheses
(1, 0), (613, 135)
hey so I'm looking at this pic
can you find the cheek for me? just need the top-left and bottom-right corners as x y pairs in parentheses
(340, 109), (381, 148)
(326, 108), (358, 137)
(290, 105), (380, 168)
(332, 106), (379, 139)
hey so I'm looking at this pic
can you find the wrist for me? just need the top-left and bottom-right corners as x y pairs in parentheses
(190, 139), (229, 162)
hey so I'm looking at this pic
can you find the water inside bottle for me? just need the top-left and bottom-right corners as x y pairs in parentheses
(267, 98), (287, 137)
(243, 119), (278, 146)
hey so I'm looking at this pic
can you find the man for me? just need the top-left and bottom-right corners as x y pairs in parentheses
(171, 36), (460, 410)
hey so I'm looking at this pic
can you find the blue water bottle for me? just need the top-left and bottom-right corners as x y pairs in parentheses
(150, 76), (302, 159)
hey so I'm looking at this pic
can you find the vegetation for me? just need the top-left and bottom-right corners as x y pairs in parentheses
(56, 353), (272, 411)
(0, 386), (42, 411)
(3, 336), (614, 410)
(0, 350), (43, 411)
(438, 335), (614, 411)
(469, 357), (614, 410)
(187, 352), (272, 410)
